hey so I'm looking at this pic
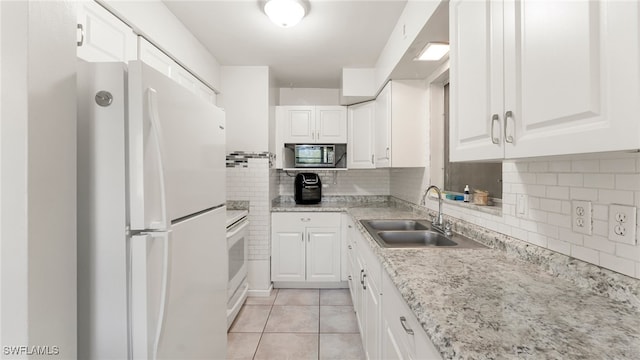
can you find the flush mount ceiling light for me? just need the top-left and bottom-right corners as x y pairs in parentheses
(264, 0), (306, 28)
(415, 42), (450, 61)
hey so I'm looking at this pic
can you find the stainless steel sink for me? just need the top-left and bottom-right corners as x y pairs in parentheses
(377, 231), (457, 247)
(360, 219), (487, 249)
(364, 219), (430, 231)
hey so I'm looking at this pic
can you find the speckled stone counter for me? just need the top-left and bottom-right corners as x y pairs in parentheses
(272, 197), (640, 359)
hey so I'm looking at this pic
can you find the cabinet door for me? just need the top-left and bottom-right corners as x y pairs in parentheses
(282, 106), (315, 143)
(375, 82), (392, 167)
(306, 227), (341, 282)
(504, 0), (640, 158)
(138, 37), (175, 79)
(348, 102), (375, 169)
(77, 1), (137, 62)
(449, 0), (504, 161)
(173, 65), (216, 104)
(271, 231), (305, 282)
(363, 273), (381, 360)
(316, 106), (347, 143)
(382, 318), (406, 360)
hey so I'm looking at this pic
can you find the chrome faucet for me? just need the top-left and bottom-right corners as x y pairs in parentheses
(421, 185), (448, 234)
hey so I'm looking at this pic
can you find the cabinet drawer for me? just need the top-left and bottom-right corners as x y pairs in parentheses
(272, 212), (341, 230)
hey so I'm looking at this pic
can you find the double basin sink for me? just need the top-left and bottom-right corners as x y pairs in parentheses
(360, 219), (486, 249)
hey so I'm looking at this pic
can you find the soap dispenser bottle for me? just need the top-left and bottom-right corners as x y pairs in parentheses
(464, 185), (470, 203)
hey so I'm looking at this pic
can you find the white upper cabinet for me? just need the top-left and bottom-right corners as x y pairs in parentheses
(374, 81), (428, 168)
(316, 106), (348, 143)
(348, 101), (376, 169)
(281, 106), (347, 144)
(375, 83), (392, 168)
(449, 0), (504, 161)
(138, 37), (174, 78)
(450, 0), (640, 161)
(77, 1), (137, 62)
(138, 37), (216, 104)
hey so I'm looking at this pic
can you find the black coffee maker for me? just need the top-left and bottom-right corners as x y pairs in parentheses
(294, 173), (322, 204)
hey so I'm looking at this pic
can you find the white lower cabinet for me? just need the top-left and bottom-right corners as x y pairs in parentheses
(345, 216), (381, 360)
(271, 213), (342, 284)
(344, 215), (441, 360)
(382, 271), (442, 360)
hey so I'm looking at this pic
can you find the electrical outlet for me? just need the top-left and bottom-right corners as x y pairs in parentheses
(608, 204), (637, 245)
(572, 200), (592, 235)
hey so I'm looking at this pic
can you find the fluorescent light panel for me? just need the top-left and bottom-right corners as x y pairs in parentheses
(416, 42), (450, 61)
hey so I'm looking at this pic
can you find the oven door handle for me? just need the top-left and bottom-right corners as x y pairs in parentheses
(227, 219), (249, 239)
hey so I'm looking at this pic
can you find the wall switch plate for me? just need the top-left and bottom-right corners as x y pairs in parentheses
(608, 204), (637, 245)
(572, 200), (592, 235)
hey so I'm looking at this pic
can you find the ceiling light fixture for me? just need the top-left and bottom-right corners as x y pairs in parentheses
(264, 0), (306, 28)
(415, 42), (450, 61)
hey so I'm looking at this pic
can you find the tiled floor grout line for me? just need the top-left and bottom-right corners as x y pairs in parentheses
(229, 289), (360, 360)
(251, 298), (275, 360)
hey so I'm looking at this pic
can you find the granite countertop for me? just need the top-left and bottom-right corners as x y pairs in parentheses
(272, 199), (640, 359)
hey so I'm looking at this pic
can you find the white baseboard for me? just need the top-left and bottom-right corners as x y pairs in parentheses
(247, 284), (274, 297)
(273, 281), (348, 289)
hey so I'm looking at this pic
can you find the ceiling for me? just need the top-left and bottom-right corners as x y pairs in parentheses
(163, 0), (408, 88)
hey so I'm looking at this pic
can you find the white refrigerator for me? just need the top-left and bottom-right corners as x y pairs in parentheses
(77, 60), (227, 359)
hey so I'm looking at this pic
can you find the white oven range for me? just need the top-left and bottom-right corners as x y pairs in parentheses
(226, 210), (249, 329)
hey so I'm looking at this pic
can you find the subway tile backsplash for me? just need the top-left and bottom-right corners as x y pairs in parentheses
(226, 157), (271, 261)
(391, 153), (640, 279)
(277, 169), (391, 196)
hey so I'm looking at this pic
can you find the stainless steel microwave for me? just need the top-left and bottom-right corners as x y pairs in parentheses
(294, 145), (335, 168)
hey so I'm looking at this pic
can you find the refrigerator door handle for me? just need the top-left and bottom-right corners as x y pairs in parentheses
(129, 232), (171, 360)
(146, 88), (169, 230)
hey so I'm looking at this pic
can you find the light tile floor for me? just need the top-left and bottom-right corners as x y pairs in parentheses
(227, 289), (365, 360)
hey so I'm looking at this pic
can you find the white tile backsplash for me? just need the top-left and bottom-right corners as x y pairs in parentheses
(390, 153), (640, 279)
(227, 158), (271, 261)
(277, 169), (391, 196)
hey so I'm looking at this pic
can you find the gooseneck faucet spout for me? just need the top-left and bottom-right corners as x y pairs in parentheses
(421, 185), (443, 228)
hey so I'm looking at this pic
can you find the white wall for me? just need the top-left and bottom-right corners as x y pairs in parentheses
(100, 0), (221, 91)
(221, 66), (271, 153)
(1, 1), (77, 357)
(279, 88), (340, 105)
(374, 0), (440, 93)
(269, 70), (280, 156)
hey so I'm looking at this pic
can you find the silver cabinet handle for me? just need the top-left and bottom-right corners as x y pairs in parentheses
(504, 110), (514, 143)
(348, 275), (352, 281)
(400, 316), (414, 335)
(348, 225), (353, 229)
(386, 147), (390, 159)
(371, 154), (374, 164)
(360, 269), (365, 288)
(301, 218), (311, 222)
(362, 273), (367, 290)
(491, 114), (500, 144)
(77, 23), (84, 46)
(348, 245), (352, 249)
